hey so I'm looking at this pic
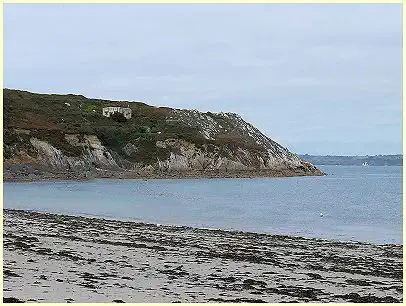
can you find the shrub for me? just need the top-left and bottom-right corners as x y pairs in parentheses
(111, 112), (127, 123)
(138, 126), (151, 133)
(87, 105), (97, 111)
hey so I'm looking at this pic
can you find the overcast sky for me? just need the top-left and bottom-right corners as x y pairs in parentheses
(4, 4), (402, 155)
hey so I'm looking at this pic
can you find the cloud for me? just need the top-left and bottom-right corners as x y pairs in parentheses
(4, 3), (402, 155)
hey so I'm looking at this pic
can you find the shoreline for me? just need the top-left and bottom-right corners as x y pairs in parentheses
(3, 208), (403, 303)
(3, 208), (401, 247)
(3, 168), (326, 183)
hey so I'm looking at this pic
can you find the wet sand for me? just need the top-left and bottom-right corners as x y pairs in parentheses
(3, 209), (403, 303)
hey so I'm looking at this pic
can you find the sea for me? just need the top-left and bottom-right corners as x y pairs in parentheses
(3, 165), (403, 245)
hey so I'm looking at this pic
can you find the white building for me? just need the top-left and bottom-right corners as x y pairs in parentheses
(102, 106), (132, 119)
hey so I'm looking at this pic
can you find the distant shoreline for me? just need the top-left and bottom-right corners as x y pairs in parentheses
(300, 154), (402, 166)
(312, 164), (403, 166)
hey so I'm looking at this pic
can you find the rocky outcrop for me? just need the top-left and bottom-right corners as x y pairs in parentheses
(28, 135), (119, 171)
(154, 138), (318, 173)
(6, 132), (321, 177)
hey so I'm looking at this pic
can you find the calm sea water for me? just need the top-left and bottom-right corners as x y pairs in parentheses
(3, 166), (403, 244)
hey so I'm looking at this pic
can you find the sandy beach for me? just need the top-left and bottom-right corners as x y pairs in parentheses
(3, 209), (403, 303)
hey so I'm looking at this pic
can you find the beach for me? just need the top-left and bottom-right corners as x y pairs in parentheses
(3, 167), (325, 183)
(3, 209), (403, 303)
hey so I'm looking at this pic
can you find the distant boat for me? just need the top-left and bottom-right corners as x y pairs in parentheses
(362, 162), (369, 166)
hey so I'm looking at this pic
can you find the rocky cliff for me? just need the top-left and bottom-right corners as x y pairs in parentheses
(4, 89), (324, 180)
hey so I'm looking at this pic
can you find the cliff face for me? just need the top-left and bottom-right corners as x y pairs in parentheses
(4, 89), (323, 178)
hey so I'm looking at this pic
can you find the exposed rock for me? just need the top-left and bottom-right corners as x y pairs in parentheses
(122, 143), (138, 156)
(29, 135), (119, 171)
(3, 297), (25, 303)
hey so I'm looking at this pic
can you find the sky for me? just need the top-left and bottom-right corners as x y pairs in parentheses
(4, 4), (402, 155)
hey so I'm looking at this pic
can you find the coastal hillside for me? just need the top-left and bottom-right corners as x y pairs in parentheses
(4, 89), (323, 179)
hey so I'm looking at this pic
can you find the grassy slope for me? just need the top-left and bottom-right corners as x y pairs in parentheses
(4, 89), (264, 166)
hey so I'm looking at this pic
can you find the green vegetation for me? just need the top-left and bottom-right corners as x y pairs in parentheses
(4, 88), (192, 164)
(111, 112), (127, 123)
(36, 129), (84, 157)
(94, 127), (170, 164)
(3, 88), (269, 166)
(3, 130), (35, 160)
